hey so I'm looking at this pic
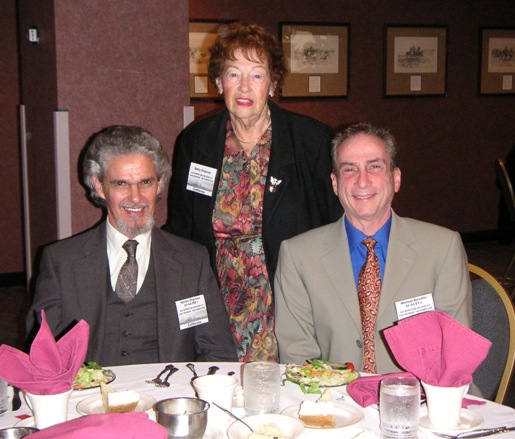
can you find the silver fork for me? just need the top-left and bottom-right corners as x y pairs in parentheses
(146, 364), (175, 385)
(433, 426), (515, 439)
(156, 366), (179, 387)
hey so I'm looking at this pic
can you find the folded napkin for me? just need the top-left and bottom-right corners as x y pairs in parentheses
(347, 372), (485, 408)
(383, 310), (491, 387)
(27, 413), (168, 439)
(347, 372), (415, 407)
(0, 310), (89, 395)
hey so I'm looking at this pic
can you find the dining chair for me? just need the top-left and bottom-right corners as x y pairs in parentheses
(495, 158), (515, 299)
(469, 263), (515, 404)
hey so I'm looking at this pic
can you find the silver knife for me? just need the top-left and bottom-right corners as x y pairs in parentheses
(456, 427), (515, 439)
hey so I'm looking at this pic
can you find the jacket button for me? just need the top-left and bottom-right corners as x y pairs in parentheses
(122, 330), (130, 337)
(121, 350), (129, 357)
(356, 340), (363, 348)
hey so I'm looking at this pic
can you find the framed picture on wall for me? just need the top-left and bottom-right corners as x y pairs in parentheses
(479, 27), (515, 95)
(189, 20), (232, 99)
(384, 25), (447, 97)
(279, 22), (349, 98)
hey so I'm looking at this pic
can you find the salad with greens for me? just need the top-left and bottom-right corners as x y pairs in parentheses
(73, 362), (114, 390)
(283, 359), (359, 394)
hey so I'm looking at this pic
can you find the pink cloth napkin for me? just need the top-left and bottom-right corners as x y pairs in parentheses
(27, 413), (168, 439)
(347, 372), (415, 407)
(383, 310), (491, 387)
(0, 310), (89, 395)
(347, 372), (485, 408)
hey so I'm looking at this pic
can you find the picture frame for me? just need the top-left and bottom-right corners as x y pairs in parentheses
(279, 22), (349, 98)
(479, 27), (515, 95)
(189, 20), (232, 100)
(384, 25), (447, 97)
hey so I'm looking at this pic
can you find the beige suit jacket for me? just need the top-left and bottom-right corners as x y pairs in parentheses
(275, 211), (472, 373)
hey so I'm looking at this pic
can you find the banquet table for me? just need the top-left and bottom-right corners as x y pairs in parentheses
(1, 362), (514, 438)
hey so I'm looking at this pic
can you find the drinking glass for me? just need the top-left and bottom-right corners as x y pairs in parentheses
(243, 361), (281, 415)
(380, 376), (420, 439)
(0, 379), (7, 416)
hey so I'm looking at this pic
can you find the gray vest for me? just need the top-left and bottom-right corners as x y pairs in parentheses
(101, 257), (159, 366)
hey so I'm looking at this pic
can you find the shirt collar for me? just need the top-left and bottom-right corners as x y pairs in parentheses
(345, 212), (392, 259)
(105, 219), (152, 254)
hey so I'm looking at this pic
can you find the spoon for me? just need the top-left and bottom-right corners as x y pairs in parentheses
(212, 403), (278, 439)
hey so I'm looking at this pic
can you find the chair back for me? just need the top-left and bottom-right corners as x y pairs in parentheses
(469, 263), (515, 404)
(495, 158), (515, 222)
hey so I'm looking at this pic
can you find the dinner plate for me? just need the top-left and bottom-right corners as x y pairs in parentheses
(15, 417), (36, 428)
(282, 403), (364, 429)
(73, 370), (116, 390)
(227, 414), (304, 439)
(76, 393), (156, 415)
(203, 425), (223, 439)
(419, 408), (484, 433)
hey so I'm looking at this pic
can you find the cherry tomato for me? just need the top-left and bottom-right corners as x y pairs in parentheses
(345, 362), (355, 372)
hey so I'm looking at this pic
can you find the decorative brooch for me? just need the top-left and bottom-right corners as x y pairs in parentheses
(269, 176), (282, 193)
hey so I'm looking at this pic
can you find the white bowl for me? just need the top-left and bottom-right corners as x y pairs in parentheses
(227, 414), (304, 439)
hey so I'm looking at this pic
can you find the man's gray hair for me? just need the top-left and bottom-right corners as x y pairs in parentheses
(82, 125), (171, 206)
(331, 122), (398, 172)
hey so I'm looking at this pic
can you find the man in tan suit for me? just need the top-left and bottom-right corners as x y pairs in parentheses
(275, 123), (471, 373)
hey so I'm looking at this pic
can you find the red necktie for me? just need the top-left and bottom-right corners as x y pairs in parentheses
(357, 237), (381, 373)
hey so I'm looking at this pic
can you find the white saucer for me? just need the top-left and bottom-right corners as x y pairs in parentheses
(76, 393), (156, 415)
(419, 408), (484, 433)
(282, 403), (364, 429)
(203, 425), (223, 439)
(15, 417), (35, 427)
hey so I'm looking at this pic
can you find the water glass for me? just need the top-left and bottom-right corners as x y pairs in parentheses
(243, 361), (281, 415)
(380, 376), (420, 439)
(0, 379), (7, 416)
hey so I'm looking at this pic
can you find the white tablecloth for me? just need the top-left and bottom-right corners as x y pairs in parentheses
(1, 362), (514, 438)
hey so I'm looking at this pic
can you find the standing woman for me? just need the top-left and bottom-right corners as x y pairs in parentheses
(165, 22), (342, 362)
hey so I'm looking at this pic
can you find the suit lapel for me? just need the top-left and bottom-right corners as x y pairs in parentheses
(193, 111), (228, 233)
(379, 213), (416, 319)
(73, 223), (109, 359)
(320, 218), (362, 331)
(152, 229), (182, 361)
(263, 102), (294, 228)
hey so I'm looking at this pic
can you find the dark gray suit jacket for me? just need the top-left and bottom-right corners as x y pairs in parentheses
(26, 223), (237, 363)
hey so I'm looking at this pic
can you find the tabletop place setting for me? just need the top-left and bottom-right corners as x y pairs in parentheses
(0, 310), (514, 438)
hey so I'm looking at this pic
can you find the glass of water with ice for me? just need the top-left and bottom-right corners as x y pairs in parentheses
(380, 376), (420, 439)
(243, 361), (281, 415)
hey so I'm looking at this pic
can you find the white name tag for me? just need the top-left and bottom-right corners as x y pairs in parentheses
(186, 162), (217, 196)
(175, 294), (209, 329)
(395, 293), (435, 320)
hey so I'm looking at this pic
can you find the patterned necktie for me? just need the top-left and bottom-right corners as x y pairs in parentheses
(357, 237), (381, 373)
(115, 240), (138, 303)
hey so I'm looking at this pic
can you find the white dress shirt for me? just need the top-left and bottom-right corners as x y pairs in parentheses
(105, 220), (152, 294)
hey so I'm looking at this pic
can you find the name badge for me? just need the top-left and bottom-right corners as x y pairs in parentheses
(186, 163), (217, 196)
(175, 294), (209, 330)
(395, 293), (435, 320)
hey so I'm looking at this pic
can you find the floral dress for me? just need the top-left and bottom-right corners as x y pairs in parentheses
(212, 119), (278, 362)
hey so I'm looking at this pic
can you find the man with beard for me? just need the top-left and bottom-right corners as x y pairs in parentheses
(26, 126), (237, 365)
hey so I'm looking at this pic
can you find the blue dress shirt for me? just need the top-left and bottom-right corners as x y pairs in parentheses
(345, 214), (392, 288)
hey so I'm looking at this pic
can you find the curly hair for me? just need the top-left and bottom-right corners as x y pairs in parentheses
(208, 22), (287, 93)
(82, 125), (171, 206)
